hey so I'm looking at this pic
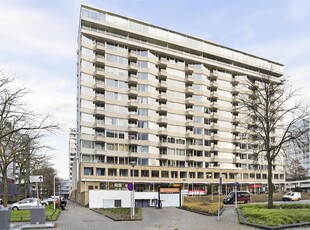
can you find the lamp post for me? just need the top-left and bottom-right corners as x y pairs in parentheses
(130, 161), (137, 219)
(234, 173), (239, 209)
(182, 178), (186, 206)
(53, 175), (56, 210)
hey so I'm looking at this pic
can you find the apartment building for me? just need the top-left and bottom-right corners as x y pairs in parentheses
(74, 5), (286, 205)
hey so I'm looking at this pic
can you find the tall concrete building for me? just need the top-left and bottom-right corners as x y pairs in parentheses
(74, 5), (286, 205)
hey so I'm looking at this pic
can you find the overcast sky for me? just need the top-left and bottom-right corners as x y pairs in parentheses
(0, 0), (310, 179)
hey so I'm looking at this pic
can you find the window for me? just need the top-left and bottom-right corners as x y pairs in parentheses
(115, 200), (122, 207)
(96, 168), (105, 176)
(141, 170), (149, 177)
(84, 167), (93, 176)
(151, 170), (159, 178)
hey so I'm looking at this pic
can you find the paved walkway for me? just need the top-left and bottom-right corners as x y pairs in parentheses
(10, 201), (310, 229)
(55, 201), (254, 230)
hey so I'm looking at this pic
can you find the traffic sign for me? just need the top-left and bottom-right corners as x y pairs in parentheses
(128, 182), (133, 191)
(30, 175), (43, 183)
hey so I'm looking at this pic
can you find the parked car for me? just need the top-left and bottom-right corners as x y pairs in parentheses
(44, 196), (59, 205)
(41, 200), (49, 206)
(223, 191), (251, 204)
(0, 198), (3, 205)
(282, 192), (301, 201)
(11, 198), (42, 211)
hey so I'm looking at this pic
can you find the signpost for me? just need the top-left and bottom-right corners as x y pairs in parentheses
(30, 175), (43, 199)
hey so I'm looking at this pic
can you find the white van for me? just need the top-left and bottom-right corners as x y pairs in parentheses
(282, 192), (301, 201)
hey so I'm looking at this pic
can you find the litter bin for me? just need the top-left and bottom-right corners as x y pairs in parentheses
(30, 206), (46, 225)
(0, 207), (10, 230)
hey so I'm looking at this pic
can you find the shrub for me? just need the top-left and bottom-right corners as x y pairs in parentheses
(183, 202), (223, 215)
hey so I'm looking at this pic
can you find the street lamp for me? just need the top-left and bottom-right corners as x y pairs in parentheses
(130, 161), (137, 219)
(182, 178), (186, 206)
(53, 175), (56, 210)
(234, 173), (239, 209)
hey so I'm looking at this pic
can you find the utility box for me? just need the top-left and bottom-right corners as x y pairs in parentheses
(30, 206), (46, 225)
(0, 207), (10, 230)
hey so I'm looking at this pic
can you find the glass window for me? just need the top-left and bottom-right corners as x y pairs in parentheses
(84, 167), (93, 176)
(96, 168), (105, 176)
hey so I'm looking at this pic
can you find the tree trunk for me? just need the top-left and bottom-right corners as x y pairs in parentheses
(2, 174), (8, 207)
(267, 158), (274, 209)
(17, 179), (22, 201)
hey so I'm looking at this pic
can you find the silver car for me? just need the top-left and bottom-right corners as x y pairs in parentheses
(11, 198), (42, 210)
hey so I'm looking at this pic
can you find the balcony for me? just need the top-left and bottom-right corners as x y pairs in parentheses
(158, 93), (167, 102)
(158, 116), (168, 124)
(231, 86), (239, 96)
(208, 72), (217, 81)
(94, 81), (105, 90)
(185, 66), (194, 74)
(210, 102), (218, 109)
(158, 58), (168, 68)
(209, 81), (218, 90)
(186, 131), (195, 138)
(232, 107), (239, 115)
(185, 119), (194, 128)
(232, 116), (239, 125)
(158, 69), (167, 79)
(186, 87), (194, 95)
(185, 98), (194, 105)
(209, 92), (218, 99)
(128, 124), (138, 133)
(210, 113), (218, 121)
(128, 74), (138, 84)
(185, 109), (194, 116)
(210, 123), (218, 131)
(95, 55), (105, 65)
(128, 51), (138, 61)
(95, 42), (106, 52)
(95, 68), (105, 77)
(232, 126), (241, 134)
(94, 95), (105, 103)
(231, 78), (239, 86)
(232, 157), (241, 164)
(128, 138), (139, 145)
(129, 63), (138, 72)
(158, 128), (168, 136)
(128, 112), (138, 121)
(232, 147), (240, 154)
(128, 99), (138, 108)
(158, 81), (167, 89)
(158, 104), (168, 111)
(128, 88), (138, 96)
(186, 75), (194, 84)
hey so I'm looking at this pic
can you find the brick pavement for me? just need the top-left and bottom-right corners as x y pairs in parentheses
(10, 201), (310, 230)
(54, 201), (255, 230)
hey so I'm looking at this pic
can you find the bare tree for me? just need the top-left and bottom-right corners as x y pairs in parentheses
(239, 72), (309, 208)
(0, 72), (59, 206)
(14, 134), (53, 201)
(286, 159), (308, 181)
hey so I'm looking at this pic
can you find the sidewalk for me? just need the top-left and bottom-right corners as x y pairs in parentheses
(55, 201), (255, 230)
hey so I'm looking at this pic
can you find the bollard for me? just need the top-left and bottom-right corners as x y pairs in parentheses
(0, 207), (10, 230)
(30, 206), (46, 225)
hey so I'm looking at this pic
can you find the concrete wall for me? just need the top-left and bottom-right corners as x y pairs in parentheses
(89, 190), (158, 208)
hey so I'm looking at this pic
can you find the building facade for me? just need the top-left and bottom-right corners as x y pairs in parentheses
(68, 128), (77, 193)
(74, 5), (286, 205)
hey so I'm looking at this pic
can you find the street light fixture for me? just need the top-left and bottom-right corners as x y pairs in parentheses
(234, 172), (239, 209)
(182, 178), (186, 206)
(130, 161), (137, 219)
(53, 175), (56, 210)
